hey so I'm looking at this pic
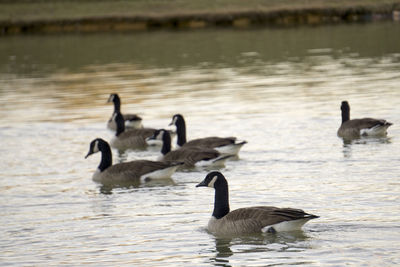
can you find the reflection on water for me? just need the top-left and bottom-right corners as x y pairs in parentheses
(211, 231), (314, 266)
(213, 238), (233, 266)
(1, 22), (400, 266)
(342, 137), (393, 158)
(98, 178), (177, 194)
(1, 22), (400, 76)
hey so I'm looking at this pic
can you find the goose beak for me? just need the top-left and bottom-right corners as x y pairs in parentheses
(107, 95), (114, 103)
(168, 121), (174, 126)
(196, 180), (207, 187)
(85, 150), (93, 159)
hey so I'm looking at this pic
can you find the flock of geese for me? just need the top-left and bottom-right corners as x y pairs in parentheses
(85, 94), (392, 236)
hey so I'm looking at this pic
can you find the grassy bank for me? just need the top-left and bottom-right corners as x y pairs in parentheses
(1, 0), (400, 34)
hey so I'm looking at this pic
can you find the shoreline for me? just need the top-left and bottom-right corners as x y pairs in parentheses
(1, 2), (400, 35)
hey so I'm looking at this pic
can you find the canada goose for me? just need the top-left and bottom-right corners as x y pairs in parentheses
(169, 114), (247, 155)
(107, 93), (143, 131)
(196, 171), (319, 236)
(110, 112), (158, 150)
(85, 138), (182, 184)
(147, 129), (232, 169)
(337, 101), (392, 139)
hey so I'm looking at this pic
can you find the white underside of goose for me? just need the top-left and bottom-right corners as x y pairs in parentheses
(157, 154), (230, 168)
(360, 125), (389, 137)
(125, 120), (143, 129)
(194, 155), (230, 168)
(139, 165), (180, 181)
(92, 166), (179, 183)
(107, 118), (143, 131)
(207, 216), (312, 235)
(261, 218), (311, 233)
(214, 142), (246, 155)
(146, 139), (163, 146)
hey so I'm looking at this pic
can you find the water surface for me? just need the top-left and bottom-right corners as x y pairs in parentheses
(1, 22), (400, 266)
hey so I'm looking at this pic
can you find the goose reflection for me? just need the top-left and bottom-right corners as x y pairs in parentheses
(341, 136), (392, 158)
(99, 177), (176, 194)
(211, 237), (233, 267)
(210, 231), (312, 266)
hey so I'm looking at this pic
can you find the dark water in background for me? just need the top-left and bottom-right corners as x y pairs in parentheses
(0, 22), (399, 266)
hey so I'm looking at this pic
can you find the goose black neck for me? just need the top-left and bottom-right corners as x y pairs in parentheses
(113, 95), (121, 113)
(176, 116), (187, 146)
(98, 141), (112, 172)
(341, 102), (350, 124)
(115, 112), (125, 136)
(213, 177), (230, 219)
(161, 131), (172, 155)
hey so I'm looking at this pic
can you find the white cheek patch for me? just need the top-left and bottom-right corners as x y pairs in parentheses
(111, 113), (118, 122)
(93, 140), (100, 153)
(172, 116), (178, 125)
(156, 131), (164, 140)
(208, 176), (218, 188)
(108, 94), (115, 102)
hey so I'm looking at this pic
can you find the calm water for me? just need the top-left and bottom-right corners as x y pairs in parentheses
(1, 22), (400, 266)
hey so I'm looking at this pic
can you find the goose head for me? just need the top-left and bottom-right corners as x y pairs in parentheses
(85, 138), (103, 158)
(85, 138), (112, 172)
(85, 138), (107, 159)
(107, 93), (121, 113)
(169, 114), (185, 126)
(147, 129), (172, 155)
(197, 171), (230, 220)
(107, 93), (120, 104)
(196, 171), (226, 189)
(169, 114), (186, 146)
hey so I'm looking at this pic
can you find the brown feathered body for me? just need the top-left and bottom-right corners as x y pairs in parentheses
(183, 137), (236, 148)
(207, 206), (317, 236)
(162, 146), (226, 169)
(111, 128), (156, 150)
(93, 160), (179, 184)
(338, 118), (392, 139)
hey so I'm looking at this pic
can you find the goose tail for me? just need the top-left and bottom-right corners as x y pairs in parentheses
(215, 140), (247, 155)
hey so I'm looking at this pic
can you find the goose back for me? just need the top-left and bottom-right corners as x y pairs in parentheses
(110, 129), (153, 150)
(184, 137), (236, 148)
(163, 146), (224, 168)
(184, 137), (247, 155)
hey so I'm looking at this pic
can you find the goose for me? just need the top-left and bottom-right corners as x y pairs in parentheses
(337, 101), (392, 139)
(110, 112), (159, 150)
(146, 129), (232, 170)
(85, 138), (182, 184)
(107, 93), (143, 131)
(169, 114), (247, 155)
(196, 171), (319, 236)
